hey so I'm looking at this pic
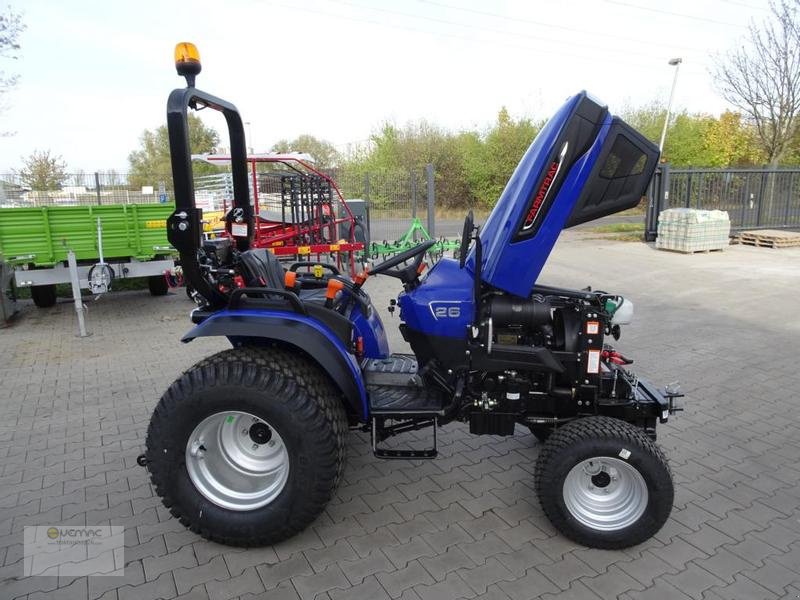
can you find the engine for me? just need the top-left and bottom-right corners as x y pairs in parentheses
(485, 295), (555, 347)
(465, 291), (634, 436)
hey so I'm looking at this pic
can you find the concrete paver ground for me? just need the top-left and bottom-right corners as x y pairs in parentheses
(1, 232), (799, 599)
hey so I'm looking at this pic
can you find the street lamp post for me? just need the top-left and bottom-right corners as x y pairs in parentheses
(245, 121), (253, 154)
(658, 58), (682, 154)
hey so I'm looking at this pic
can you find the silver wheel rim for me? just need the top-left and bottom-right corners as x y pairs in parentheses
(185, 411), (289, 511)
(563, 457), (648, 531)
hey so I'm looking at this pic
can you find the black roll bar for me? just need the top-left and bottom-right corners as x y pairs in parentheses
(165, 86), (253, 308)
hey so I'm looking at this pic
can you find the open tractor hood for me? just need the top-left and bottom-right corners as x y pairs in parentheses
(467, 92), (659, 298)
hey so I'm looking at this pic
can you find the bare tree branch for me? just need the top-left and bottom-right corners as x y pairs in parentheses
(0, 5), (25, 130)
(713, 0), (800, 164)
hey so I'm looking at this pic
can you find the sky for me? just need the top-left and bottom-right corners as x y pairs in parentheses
(0, 0), (772, 173)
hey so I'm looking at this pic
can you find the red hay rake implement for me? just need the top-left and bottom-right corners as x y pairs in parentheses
(196, 153), (364, 274)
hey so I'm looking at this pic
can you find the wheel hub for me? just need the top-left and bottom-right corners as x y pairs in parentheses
(249, 422), (272, 445)
(185, 411), (289, 511)
(591, 470), (611, 488)
(563, 457), (648, 532)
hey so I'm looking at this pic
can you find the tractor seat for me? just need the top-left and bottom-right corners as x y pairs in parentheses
(238, 249), (286, 289)
(238, 249), (336, 306)
(234, 249), (352, 345)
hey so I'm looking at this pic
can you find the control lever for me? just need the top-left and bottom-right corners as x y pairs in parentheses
(352, 267), (369, 291)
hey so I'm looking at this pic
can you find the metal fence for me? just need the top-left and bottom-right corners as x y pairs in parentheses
(645, 165), (800, 240)
(0, 167), (442, 243)
(0, 172), (175, 208)
(330, 165), (436, 242)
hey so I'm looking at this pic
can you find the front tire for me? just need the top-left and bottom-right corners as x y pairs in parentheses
(535, 416), (673, 549)
(145, 346), (348, 547)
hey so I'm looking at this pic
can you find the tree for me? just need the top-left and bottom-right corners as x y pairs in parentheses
(101, 169), (123, 187)
(271, 135), (340, 169)
(355, 120), (475, 208)
(662, 113), (716, 166)
(17, 149), (66, 190)
(465, 107), (541, 206)
(703, 111), (765, 166)
(621, 100), (667, 143)
(0, 7), (24, 107)
(713, 0), (800, 165)
(338, 108), (545, 209)
(622, 102), (765, 167)
(128, 114), (220, 189)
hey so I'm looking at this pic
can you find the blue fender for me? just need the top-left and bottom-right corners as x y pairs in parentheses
(182, 309), (369, 421)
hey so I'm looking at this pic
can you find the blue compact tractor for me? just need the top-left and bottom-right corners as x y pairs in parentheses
(143, 44), (683, 550)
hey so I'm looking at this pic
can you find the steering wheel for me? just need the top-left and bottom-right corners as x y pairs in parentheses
(459, 210), (475, 269)
(370, 240), (436, 283)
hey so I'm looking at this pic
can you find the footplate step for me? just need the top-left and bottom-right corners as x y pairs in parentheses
(371, 416), (438, 459)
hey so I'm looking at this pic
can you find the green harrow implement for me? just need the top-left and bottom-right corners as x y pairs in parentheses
(368, 217), (460, 261)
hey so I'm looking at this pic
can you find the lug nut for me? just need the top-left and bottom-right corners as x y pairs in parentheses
(189, 441), (205, 458)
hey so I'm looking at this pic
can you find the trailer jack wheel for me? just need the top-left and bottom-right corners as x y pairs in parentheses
(148, 275), (169, 296)
(31, 284), (57, 308)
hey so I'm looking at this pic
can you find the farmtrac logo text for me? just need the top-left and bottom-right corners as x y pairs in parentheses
(522, 141), (569, 231)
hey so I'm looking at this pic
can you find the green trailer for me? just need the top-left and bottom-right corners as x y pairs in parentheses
(0, 204), (177, 308)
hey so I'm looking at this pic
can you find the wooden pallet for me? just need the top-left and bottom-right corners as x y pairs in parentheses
(735, 229), (800, 248)
(657, 246), (726, 254)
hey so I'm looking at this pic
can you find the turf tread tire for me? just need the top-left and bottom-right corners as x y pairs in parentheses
(534, 416), (673, 549)
(145, 346), (347, 546)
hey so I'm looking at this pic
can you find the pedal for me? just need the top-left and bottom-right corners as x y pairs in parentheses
(371, 416), (438, 459)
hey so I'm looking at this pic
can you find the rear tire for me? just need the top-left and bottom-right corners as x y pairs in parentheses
(148, 274), (169, 296)
(535, 416), (673, 549)
(31, 284), (57, 308)
(145, 346), (348, 547)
